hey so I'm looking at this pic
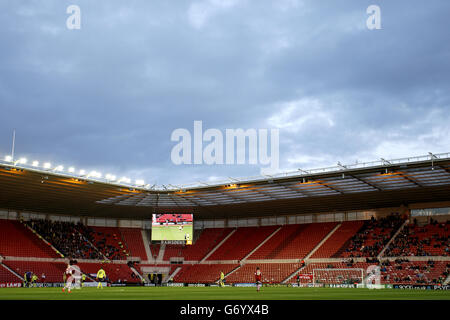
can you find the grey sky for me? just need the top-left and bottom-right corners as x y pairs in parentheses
(1, 0), (449, 186)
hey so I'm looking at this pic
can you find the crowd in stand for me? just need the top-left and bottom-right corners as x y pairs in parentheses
(26, 219), (102, 259)
(81, 228), (125, 260)
(384, 218), (449, 257)
(343, 213), (405, 257)
(379, 259), (448, 285)
(26, 219), (126, 260)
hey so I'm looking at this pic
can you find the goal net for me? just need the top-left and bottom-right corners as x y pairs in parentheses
(312, 268), (364, 285)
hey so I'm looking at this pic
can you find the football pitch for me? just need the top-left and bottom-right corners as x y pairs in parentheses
(0, 286), (449, 300)
(151, 224), (193, 241)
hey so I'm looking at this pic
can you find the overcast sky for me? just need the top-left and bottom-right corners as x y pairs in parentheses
(1, 0), (449, 187)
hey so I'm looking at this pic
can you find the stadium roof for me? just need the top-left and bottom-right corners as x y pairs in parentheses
(1, 152), (450, 220)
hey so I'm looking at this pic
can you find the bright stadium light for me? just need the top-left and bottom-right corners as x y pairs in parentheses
(79, 169), (86, 175)
(43, 162), (52, 169)
(88, 171), (102, 178)
(119, 177), (131, 184)
(18, 158), (27, 164)
(32, 161), (39, 167)
(68, 167), (75, 173)
(4, 155), (12, 162)
(55, 165), (64, 171)
(136, 179), (145, 185)
(106, 174), (116, 181)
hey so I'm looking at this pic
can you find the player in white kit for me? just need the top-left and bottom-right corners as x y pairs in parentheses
(62, 260), (82, 293)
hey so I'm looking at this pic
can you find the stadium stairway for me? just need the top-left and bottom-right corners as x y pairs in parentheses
(199, 229), (237, 263)
(21, 222), (65, 258)
(281, 263), (307, 284)
(222, 264), (243, 282)
(129, 265), (145, 282)
(0, 263), (23, 282)
(156, 243), (166, 262)
(377, 219), (409, 259)
(80, 232), (110, 261)
(141, 229), (153, 262)
(304, 223), (342, 259)
(240, 227), (282, 262)
(167, 266), (182, 282)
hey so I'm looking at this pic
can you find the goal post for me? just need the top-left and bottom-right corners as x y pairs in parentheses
(312, 268), (364, 286)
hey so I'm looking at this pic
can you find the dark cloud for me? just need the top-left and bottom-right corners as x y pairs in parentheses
(0, 0), (449, 186)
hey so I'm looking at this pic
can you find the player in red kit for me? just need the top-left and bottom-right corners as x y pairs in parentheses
(255, 267), (262, 292)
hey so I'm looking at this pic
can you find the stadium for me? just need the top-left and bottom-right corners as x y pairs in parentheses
(1, 1), (450, 309)
(0, 152), (449, 300)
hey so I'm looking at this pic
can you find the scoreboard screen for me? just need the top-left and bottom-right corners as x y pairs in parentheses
(151, 213), (193, 243)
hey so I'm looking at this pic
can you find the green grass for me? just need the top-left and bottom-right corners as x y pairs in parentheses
(0, 286), (449, 300)
(151, 224), (193, 241)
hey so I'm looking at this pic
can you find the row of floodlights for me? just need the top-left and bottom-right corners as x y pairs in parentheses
(2, 155), (146, 186)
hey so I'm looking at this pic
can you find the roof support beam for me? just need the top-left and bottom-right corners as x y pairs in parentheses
(349, 174), (383, 191)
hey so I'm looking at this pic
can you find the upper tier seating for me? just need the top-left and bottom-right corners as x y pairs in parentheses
(120, 228), (148, 261)
(311, 221), (365, 258)
(163, 228), (234, 261)
(0, 219), (58, 258)
(26, 219), (101, 259)
(249, 223), (337, 260)
(338, 214), (405, 257)
(207, 226), (278, 261)
(88, 226), (127, 260)
(384, 220), (449, 257)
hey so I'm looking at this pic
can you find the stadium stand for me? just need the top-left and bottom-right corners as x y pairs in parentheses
(150, 244), (160, 260)
(3, 261), (67, 283)
(0, 264), (21, 283)
(0, 219), (58, 258)
(384, 219), (449, 257)
(174, 264), (239, 284)
(379, 259), (449, 285)
(311, 221), (365, 258)
(120, 228), (148, 261)
(77, 263), (138, 283)
(0, 215), (449, 287)
(226, 263), (304, 284)
(25, 219), (102, 259)
(88, 226), (128, 260)
(338, 214), (405, 257)
(207, 226), (278, 261)
(163, 228), (234, 261)
(249, 223), (337, 260)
